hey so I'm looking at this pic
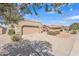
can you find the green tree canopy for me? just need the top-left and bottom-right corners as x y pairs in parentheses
(0, 3), (23, 25)
(69, 23), (79, 30)
(0, 3), (69, 25)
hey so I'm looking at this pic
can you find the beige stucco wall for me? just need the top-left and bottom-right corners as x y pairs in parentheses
(15, 20), (42, 35)
(49, 29), (61, 32)
(18, 20), (42, 27)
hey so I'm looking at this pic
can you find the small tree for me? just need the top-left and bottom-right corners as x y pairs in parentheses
(69, 23), (79, 30)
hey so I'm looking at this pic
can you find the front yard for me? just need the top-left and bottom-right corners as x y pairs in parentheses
(0, 32), (78, 56)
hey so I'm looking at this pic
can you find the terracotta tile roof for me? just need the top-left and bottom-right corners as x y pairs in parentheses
(48, 25), (64, 29)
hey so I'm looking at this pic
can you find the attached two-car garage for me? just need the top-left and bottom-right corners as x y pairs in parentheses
(16, 20), (42, 35)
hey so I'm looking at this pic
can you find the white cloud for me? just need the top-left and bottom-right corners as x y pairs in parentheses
(65, 15), (79, 20)
(70, 8), (73, 11)
(59, 21), (67, 23)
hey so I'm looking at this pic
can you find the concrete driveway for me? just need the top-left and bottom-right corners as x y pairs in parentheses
(22, 32), (76, 56)
(70, 33), (79, 56)
(0, 33), (79, 56)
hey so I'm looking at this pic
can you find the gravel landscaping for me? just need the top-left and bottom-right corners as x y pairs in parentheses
(0, 40), (54, 56)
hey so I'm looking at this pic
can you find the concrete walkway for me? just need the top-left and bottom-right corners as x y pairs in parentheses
(70, 33), (79, 56)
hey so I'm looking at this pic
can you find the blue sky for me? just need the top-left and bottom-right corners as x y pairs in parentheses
(24, 3), (79, 26)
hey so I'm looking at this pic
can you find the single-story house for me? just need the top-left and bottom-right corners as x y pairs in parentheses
(15, 20), (43, 35)
(48, 25), (64, 32)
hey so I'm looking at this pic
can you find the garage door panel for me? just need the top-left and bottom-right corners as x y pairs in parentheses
(23, 27), (39, 35)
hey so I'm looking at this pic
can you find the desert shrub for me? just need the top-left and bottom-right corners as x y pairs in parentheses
(60, 29), (63, 32)
(47, 31), (56, 36)
(69, 28), (71, 31)
(8, 29), (15, 35)
(47, 31), (60, 36)
(69, 23), (79, 30)
(9, 25), (15, 28)
(65, 29), (69, 32)
(70, 30), (77, 34)
(11, 34), (22, 41)
(54, 31), (60, 34)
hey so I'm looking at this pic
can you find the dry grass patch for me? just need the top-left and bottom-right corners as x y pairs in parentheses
(47, 31), (60, 36)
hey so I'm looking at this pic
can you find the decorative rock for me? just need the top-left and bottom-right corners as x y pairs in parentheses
(0, 40), (54, 56)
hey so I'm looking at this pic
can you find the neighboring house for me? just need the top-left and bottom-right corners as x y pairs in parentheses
(47, 25), (69, 32)
(48, 25), (64, 32)
(41, 25), (65, 32)
(15, 20), (42, 35)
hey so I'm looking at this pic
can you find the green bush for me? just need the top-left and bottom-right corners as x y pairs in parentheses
(8, 29), (15, 35)
(70, 30), (77, 34)
(11, 34), (22, 42)
(10, 25), (15, 28)
(60, 29), (63, 32)
(69, 23), (79, 30)
(47, 31), (60, 36)
(55, 31), (60, 34)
